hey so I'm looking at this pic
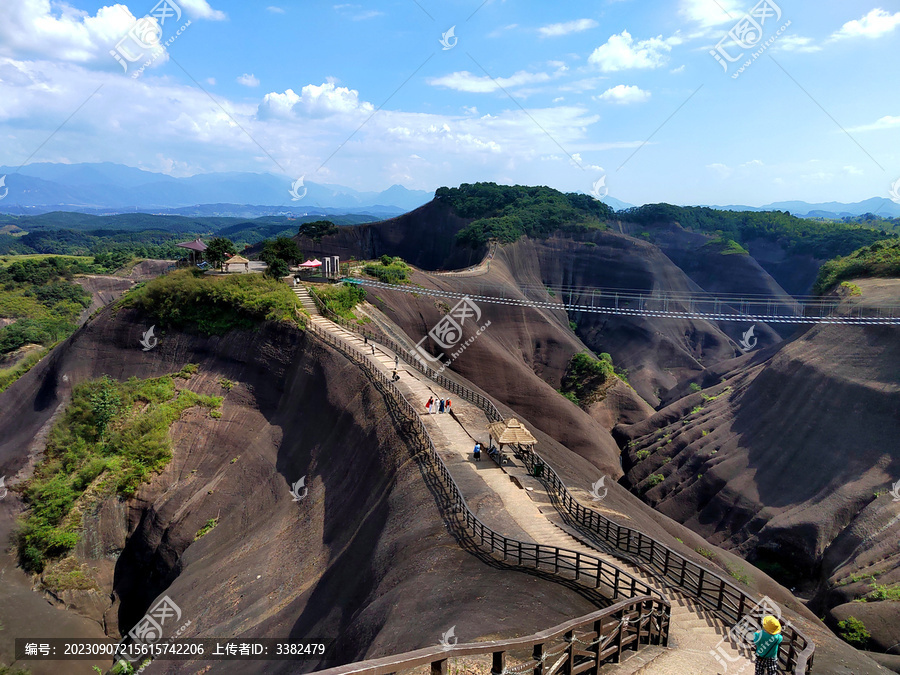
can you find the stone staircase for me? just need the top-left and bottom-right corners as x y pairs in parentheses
(294, 285), (319, 315)
(308, 312), (754, 674)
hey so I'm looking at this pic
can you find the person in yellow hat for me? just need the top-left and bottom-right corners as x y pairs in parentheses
(753, 615), (783, 674)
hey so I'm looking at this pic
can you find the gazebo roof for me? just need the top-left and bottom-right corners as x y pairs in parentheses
(224, 255), (250, 264)
(176, 238), (207, 252)
(487, 418), (537, 446)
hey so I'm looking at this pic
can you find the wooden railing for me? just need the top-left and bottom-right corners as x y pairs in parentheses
(514, 448), (814, 675)
(308, 286), (815, 674)
(304, 319), (670, 674)
(313, 597), (668, 675)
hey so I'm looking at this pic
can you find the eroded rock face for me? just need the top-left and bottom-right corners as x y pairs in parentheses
(0, 306), (597, 673)
(615, 279), (900, 652)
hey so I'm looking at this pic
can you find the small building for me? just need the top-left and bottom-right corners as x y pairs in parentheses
(223, 254), (250, 273)
(176, 238), (207, 266)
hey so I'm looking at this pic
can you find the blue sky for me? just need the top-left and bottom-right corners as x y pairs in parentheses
(0, 0), (898, 206)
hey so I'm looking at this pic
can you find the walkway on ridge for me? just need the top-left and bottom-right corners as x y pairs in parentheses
(305, 296), (753, 674)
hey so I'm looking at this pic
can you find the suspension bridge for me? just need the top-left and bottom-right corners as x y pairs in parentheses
(343, 278), (900, 326)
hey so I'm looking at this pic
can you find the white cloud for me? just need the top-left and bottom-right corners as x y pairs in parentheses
(843, 165), (863, 176)
(558, 76), (608, 93)
(595, 84), (651, 104)
(267, 6), (285, 13)
(333, 4), (383, 21)
(487, 23), (518, 38)
(427, 69), (551, 93)
(670, 65), (685, 73)
(258, 80), (375, 118)
(237, 73), (259, 87)
(775, 35), (822, 53)
(177, 0), (226, 21)
(845, 115), (900, 133)
(0, 0), (223, 68)
(206, 77), (216, 85)
(538, 18), (598, 38)
(678, 0), (743, 29)
(707, 163), (733, 178)
(569, 153), (601, 170)
(588, 31), (676, 72)
(741, 159), (764, 168)
(831, 8), (900, 40)
(0, 1), (139, 63)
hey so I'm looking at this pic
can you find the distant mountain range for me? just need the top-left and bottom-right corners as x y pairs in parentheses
(0, 162), (896, 220)
(0, 162), (433, 216)
(711, 197), (900, 219)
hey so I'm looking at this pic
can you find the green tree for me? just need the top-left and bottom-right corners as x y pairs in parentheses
(260, 237), (303, 268)
(206, 237), (237, 269)
(90, 377), (121, 439)
(265, 258), (290, 279)
(297, 220), (338, 242)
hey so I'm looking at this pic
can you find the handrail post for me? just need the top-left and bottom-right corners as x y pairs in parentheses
(613, 610), (624, 663)
(492, 650), (505, 675)
(563, 630), (575, 675)
(533, 643), (544, 675)
(432, 658), (448, 675)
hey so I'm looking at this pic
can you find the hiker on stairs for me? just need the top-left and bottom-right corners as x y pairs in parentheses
(753, 616), (783, 675)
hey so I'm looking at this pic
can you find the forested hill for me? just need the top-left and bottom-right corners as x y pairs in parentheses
(618, 203), (897, 261)
(436, 183), (614, 247)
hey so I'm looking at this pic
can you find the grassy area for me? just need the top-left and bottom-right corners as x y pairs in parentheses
(837, 616), (870, 649)
(704, 236), (749, 255)
(363, 255), (410, 284)
(558, 351), (628, 405)
(194, 517), (219, 541)
(119, 268), (304, 335)
(16, 371), (222, 573)
(813, 239), (900, 294)
(0, 348), (47, 394)
(313, 282), (367, 320)
(0, 254), (94, 266)
(0, 257), (97, 357)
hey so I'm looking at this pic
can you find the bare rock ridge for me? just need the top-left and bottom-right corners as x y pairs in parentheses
(614, 278), (900, 655)
(0, 307), (597, 673)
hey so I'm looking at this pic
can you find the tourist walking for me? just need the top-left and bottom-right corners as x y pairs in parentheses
(425, 397), (433, 413)
(473, 442), (481, 461)
(438, 399), (445, 413)
(753, 616), (783, 675)
(430, 398), (438, 414)
(445, 398), (452, 413)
